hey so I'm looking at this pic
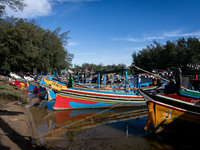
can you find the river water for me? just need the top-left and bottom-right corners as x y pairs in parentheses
(29, 105), (199, 150)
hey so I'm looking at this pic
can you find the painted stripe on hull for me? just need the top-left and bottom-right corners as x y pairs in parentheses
(60, 88), (143, 100)
(66, 87), (141, 96)
(180, 89), (200, 99)
(53, 93), (146, 110)
(145, 100), (200, 133)
(157, 94), (200, 107)
(151, 99), (200, 116)
(140, 90), (200, 115)
(69, 101), (114, 109)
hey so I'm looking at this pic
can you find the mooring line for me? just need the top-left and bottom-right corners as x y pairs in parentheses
(42, 102), (126, 137)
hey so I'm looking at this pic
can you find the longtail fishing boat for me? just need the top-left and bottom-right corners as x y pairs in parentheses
(40, 75), (156, 110)
(39, 75), (67, 110)
(139, 89), (200, 133)
(40, 75), (67, 92)
(52, 87), (146, 110)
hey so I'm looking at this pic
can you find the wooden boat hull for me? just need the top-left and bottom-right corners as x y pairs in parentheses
(74, 85), (157, 93)
(14, 80), (27, 87)
(139, 89), (200, 133)
(40, 75), (67, 92)
(28, 82), (39, 91)
(52, 87), (145, 110)
(60, 88), (144, 100)
(53, 93), (146, 110)
(45, 100), (56, 111)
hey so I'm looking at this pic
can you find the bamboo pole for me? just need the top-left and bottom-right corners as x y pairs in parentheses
(132, 64), (170, 83)
(132, 64), (188, 90)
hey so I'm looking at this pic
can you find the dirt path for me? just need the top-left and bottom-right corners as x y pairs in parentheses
(0, 103), (44, 150)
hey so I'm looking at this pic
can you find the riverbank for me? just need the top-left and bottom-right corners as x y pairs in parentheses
(0, 82), (45, 149)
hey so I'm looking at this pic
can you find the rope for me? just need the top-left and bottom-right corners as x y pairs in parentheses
(132, 64), (187, 90)
(132, 64), (170, 83)
(43, 102), (126, 137)
(49, 80), (59, 91)
(74, 82), (94, 90)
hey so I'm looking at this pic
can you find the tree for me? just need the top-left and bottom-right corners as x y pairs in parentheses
(0, 17), (73, 73)
(132, 37), (200, 71)
(0, 0), (26, 17)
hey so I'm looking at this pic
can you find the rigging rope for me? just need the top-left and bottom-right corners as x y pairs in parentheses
(132, 64), (170, 83)
(42, 102), (126, 137)
(132, 64), (187, 90)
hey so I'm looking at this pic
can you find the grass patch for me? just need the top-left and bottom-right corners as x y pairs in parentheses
(0, 83), (26, 106)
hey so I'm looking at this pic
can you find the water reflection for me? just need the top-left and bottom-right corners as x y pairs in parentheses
(30, 106), (149, 149)
(28, 92), (200, 150)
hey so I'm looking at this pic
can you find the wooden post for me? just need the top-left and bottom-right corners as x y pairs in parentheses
(125, 69), (129, 92)
(98, 73), (100, 89)
(78, 72), (80, 83)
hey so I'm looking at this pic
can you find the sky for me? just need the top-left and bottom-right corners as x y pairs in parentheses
(5, 0), (200, 67)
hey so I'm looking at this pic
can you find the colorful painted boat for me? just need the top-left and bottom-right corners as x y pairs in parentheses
(28, 81), (40, 91)
(180, 89), (200, 99)
(139, 89), (200, 133)
(14, 80), (27, 87)
(39, 75), (67, 110)
(40, 75), (67, 92)
(74, 84), (157, 93)
(53, 88), (146, 110)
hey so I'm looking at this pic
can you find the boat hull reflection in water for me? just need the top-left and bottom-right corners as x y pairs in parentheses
(30, 106), (148, 149)
(30, 104), (200, 149)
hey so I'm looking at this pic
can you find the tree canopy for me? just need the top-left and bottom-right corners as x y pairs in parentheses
(0, 0), (26, 17)
(132, 37), (200, 71)
(72, 63), (129, 75)
(0, 17), (74, 74)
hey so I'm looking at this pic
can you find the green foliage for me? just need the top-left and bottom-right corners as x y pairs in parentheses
(0, 0), (26, 17)
(132, 37), (200, 71)
(73, 63), (127, 74)
(0, 17), (73, 73)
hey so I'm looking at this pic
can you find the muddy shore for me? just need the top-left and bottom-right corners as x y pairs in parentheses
(0, 102), (46, 150)
(0, 82), (46, 149)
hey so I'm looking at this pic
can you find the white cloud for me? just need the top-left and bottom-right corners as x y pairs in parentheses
(111, 36), (164, 42)
(125, 47), (146, 51)
(144, 36), (165, 40)
(163, 29), (182, 37)
(5, 0), (52, 18)
(111, 37), (140, 42)
(112, 30), (200, 43)
(164, 30), (200, 37)
(5, 0), (100, 18)
(68, 42), (79, 46)
(56, 0), (100, 2)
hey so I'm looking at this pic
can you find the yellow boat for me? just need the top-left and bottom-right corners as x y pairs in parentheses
(139, 89), (200, 133)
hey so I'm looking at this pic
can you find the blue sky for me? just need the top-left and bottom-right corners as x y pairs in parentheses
(6, 0), (200, 67)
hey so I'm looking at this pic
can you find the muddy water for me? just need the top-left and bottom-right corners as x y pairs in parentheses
(29, 106), (148, 149)
(28, 104), (199, 150)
